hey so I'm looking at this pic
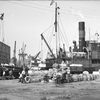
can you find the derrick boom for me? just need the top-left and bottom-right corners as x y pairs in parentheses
(41, 34), (55, 58)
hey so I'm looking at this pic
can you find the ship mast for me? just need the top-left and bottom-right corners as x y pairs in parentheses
(50, 0), (60, 59)
(54, 2), (60, 58)
(55, 2), (58, 58)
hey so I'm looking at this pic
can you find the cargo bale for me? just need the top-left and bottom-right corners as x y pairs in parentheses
(78, 74), (83, 81)
(72, 74), (78, 82)
(86, 74), (91, 81)
(92, 71), (100, 79)
(83, 74), (88, 81)
(89, 74), (94, 80)
(83, 71), (89, 75)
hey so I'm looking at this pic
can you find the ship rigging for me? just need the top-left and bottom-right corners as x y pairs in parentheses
(40, 1), (69, 69)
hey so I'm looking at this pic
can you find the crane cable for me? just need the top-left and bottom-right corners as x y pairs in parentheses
(59, 15), (69, 47)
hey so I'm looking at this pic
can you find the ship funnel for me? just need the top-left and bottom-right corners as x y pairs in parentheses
(79, 22), (86, 52)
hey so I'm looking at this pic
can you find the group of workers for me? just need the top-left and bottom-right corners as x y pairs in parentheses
(43, 61), (71, 84)
(18, 67), (29, 83)
(18, 61), (71, 84)
(1, 67), (15, 79)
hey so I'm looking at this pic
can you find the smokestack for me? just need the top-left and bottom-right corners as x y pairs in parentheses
(79, 22), (86, 52)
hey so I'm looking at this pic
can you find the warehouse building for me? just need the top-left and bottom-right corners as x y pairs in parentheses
(0, 41), (10, 65)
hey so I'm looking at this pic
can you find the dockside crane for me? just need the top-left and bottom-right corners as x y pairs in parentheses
(34, 51), (41, 60)
(18, 43), (27, 68)
(30, 51), (41, 66)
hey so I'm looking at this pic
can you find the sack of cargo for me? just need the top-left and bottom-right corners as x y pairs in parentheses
(92, 74), (98, 80)
(28, 70), (33, 76)
(89, 74), (94, 80)
(72, 74), (78, 82)
(78, 74), (83, 81)
(83, 74), (88, 81)
(92, 71), (100, 79)
(86, 74), (90, 81)
(91, 74), (95, 80)
(83, 71), (89, 75)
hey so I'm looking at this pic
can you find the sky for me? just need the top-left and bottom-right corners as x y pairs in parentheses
(0, 0), (100, 60)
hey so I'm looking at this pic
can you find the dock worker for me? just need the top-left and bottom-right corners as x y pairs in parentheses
(9, 69), (13, 79)
(3, 70), (5, 77)
(66, 67), (70, 75)
(18, 68), (26, 83)
(2, 67), (6, 80)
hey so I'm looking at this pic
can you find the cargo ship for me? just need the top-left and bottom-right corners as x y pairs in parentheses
(40, 1), (100, 73)
(69, 21), (100, 73)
